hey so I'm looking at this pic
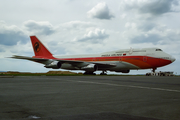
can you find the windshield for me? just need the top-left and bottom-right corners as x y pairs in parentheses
(156, 49), (162, 51)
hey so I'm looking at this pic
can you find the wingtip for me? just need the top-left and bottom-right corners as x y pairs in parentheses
(6, 55), (17, 59)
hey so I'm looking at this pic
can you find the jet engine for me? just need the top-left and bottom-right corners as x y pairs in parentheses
(81, 64), (98, 72)
(44, 61), (61, 69)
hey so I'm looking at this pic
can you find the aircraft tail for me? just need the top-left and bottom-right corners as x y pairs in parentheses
(30, 36), (53, 58)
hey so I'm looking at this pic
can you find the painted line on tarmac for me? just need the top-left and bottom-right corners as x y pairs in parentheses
(66, 80), (180, 93)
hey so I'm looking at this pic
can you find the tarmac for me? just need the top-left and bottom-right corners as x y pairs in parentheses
(0, 76), (180, 120)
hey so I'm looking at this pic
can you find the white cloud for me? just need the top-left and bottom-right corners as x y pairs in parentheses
(61, 21), (96, 29)
(23, 20), (56, 36)
(137, 22), (157, 31)
(74, 28), (109, 43)
(0, 21), (28, 46)
(87, 2), (114, 20)
(125, 22), (137, 29)
(124, 22), (180, 45)
(121, 0), (179, 16)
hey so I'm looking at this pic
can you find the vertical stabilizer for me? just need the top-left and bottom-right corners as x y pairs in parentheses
(30, 36), (53, 58)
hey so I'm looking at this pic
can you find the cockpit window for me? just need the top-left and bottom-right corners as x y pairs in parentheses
(156, 49), (162, 51)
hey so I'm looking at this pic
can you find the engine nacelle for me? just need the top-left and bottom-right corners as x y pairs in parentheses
(121, 70), (130, 73)
(81, 64), (98, 72)
(115, 70), (130, 73)
(44, 61), (61, 69)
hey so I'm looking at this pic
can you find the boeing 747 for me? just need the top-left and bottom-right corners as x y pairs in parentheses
(11, 36), (175, 75)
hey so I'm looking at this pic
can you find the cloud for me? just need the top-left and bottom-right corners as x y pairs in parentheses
(74, 28), (109, 43)
(61, 21), (96, 29)
(0, 47), (5, 52)
(138, 22), (157, 31)
(121, 0), (179, 16)
(87, 2), (114, 20)
(23, 20), (56, 35)
(125, 21), (157, 32)
(131, 33), (162, 44)
(129, 25), (180, 45)
(0, 21), (28, 46)
(123, 20), (180, 45)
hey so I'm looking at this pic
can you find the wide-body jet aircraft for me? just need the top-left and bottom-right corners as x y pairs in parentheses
(11, 36), (175, 75)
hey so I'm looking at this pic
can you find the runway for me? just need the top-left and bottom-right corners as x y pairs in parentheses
(0, 76), (180, 120)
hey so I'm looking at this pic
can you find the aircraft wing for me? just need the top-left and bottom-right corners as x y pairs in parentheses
(10, 55), (50, 64)
(10, 55), (84, 64)
(11, 55), (116, 68)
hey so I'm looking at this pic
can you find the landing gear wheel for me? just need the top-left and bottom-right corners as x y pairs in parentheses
(83, 71), (96, 75)
(100, 71), (107, 75)
(100, 73), (107, 75)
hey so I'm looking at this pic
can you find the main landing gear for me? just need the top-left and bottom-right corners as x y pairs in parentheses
(100, 71), (107, 75)
(83, 71), (96, 75)
(83, 71), (108, 75)
(152, 68), (157, 73)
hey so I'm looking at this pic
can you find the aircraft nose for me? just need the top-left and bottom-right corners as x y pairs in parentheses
(171, 56), (176, 62)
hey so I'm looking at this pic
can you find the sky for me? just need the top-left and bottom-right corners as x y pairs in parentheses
(0, 0), (180, 74)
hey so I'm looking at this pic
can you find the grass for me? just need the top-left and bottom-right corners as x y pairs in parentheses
(0, 73), (83, 76)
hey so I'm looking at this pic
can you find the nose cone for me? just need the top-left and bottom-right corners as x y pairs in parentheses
(171, 56), (176, 62)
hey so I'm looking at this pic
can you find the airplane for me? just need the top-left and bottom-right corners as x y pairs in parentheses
(11, 36), (176, 75)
